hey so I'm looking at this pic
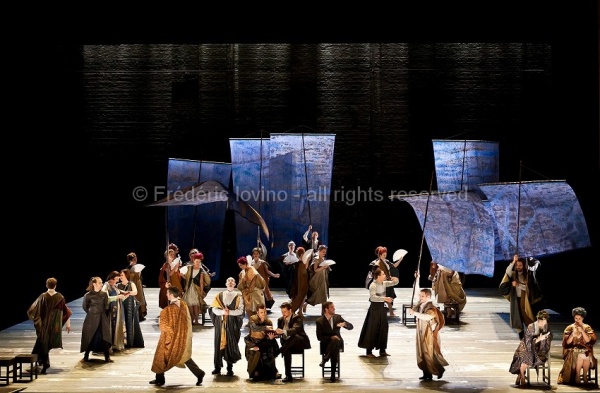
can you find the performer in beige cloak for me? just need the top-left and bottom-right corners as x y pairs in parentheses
(150, 286), (205, 386)
(237, 256), (266, 319)
(409, 288), (449, 380)
(428, 261), (467, 317)
(250, 247), (280, 309)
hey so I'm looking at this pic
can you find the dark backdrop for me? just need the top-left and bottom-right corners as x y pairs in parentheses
(7, 4), (598, 331)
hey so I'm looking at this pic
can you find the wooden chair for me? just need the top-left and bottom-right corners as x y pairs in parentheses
(321, 353), (340, 379)
(0, 356), (15, 386)
(14, 354), (38, 382)
(201, 305), (213, 326)
(319, 340), (342, 378)
(289, 349), (305, 378)
(402, 304), (416, 326)
(525, 358), (550, 386)
(584, 365), (598, 387)
(443, 302), (460, 324)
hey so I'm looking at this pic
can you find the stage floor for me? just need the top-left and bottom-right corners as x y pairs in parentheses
(0, 287), (597, 392)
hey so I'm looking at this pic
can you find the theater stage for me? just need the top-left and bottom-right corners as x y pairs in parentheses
(0, 288), (597, 392)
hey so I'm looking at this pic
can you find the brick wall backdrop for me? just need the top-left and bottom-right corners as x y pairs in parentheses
(8, 18), (598, 331)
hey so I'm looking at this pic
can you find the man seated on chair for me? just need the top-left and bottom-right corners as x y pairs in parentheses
(316, 301), (353, 382)
(275, 301), (311, 383)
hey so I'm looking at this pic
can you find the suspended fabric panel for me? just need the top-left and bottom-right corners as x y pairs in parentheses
(403, 191), (496, 277)
(166, 159), (231, 279)
(268, 133), (336, 258)
(478, 180), (591, 261)
(229, 138), (272, 260)
(433, 140), (499, 195)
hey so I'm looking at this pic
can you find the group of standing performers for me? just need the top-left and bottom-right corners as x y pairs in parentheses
(26, 252), (149, 374)
(25, 236), (596, 388)
(79, 255), (148, 363)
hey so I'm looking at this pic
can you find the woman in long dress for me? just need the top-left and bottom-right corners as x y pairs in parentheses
(306, 245), (330, 311)
(509, 310), (552, 386)
(125, 252), (147, 321)
(80, 277), (113, 362)
(117, 269), (145, 348)
(368, 246), (398, 316)
(358, 268), (398, 357)
(182, 252), (211, 325)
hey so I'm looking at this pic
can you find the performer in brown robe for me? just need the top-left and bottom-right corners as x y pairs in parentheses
(428, 261), (467, 317)
(251, 247), (280, 310)
(558, 307), (597, 385)
(125, 252), (147, 321)
(499, 254), (544, 339)
(409, 288), (449, 380)
(290, 246), (309, 316)
(158, 245), (183, 309)
(150, 286), (205, 386)
(28, 277), (72, 374)
(237, 256), (266, 319)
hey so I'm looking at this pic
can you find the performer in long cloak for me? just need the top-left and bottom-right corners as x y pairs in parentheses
(237, 256), (266, 319)
(428, 261), (467, 317)
(101, 271), (125, 352)
(80, 277), (113, 362)
(28, 277), (72, 374)
(290, 246), (309, 316)
(150, 286), (205, 386)
(250, 247), (280, 310)
(158, 245), (183, 309)
(306, 245), (330, 308)
(209, 276), (244, 376)
(409, 288), (449, 380)
(499, 254), (544, 338)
